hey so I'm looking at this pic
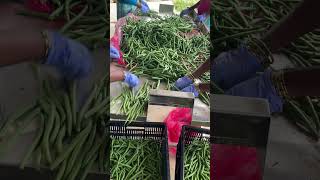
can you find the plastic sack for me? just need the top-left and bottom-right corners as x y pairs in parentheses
(211, 144), (262, 180)
(25, 0), (54, 13)
(164, 108), (192, 154)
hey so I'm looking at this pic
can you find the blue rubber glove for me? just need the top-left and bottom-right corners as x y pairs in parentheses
(181, 84), (199, 97)
(45, 31), (92, 80)
(124, 71), (139, 88)
(226, 69), (283, 113)
(174, 76), (193, 90)
(110, 45), (120, 59)
(180, 8), (192, 17)
(140, 0), (150, 13)
(211, 45), (263, 91)
(196, 14), (206, 22)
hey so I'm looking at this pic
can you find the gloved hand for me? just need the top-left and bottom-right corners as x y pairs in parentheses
(110, 45), (120, 59)
(174, 76), (193, 90)
(196, 14), (206, 22)
(226, 69), (283, 113)
(140, 0), (150, 14)
(212, 45), (263, 91)
(180, 7), (192, 17)
(45, 31), (92, 80)
(181, 84), (199, 97)
(124, 71), (139, 88)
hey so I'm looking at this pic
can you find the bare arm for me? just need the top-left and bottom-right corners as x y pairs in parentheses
(188, 58), (210, 79)
(284, 67), (320, 96)
(198, 83), (209, 92)
(262, 0), (320, 53)
(110, 63), (125, 82)
(0, 30), (45, 66)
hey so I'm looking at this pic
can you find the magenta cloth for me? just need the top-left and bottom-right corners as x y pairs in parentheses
(25, 0), (54, 13)
(211, 144), (262, 180)
(197, 0), (210, 15)
(164, 108), (192, 156)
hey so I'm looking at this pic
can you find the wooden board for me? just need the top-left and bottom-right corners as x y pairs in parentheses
(146, 105), (177, 122)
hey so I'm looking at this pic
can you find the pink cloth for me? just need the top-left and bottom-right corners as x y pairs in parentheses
(211, 144), (262, 180)
(197, 0), (210, 15)
(164, 108), (192, 155)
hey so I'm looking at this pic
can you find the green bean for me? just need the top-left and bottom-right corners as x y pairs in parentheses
(54, 161), (66, 180)
(20, 114), (44, 169)
(63, 93), (72, 136)
(0, 102), (36, 136)
(50, 121), (92, 170)
(78, 85), (98, 131)
(79, 152), (98, 180)
(49, 113), (61, 144)
(70, 81), (77, 129)
(60, 5), (88, 33)
(42, 104), (55, 164)
(55, 125), (66, 154)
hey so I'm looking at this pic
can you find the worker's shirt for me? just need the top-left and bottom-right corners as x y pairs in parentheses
(118, 0), (138, 6)
(197, 0), (210, 15)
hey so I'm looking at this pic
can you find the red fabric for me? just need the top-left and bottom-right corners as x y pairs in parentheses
(197, 0), (210, 15)
(211, 144), (262, 180)
(25, 0), (54, 13)
(164, 108), (192, 155)
(110, 35), (126, 65)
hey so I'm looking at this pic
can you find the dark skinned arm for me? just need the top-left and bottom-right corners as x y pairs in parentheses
(198, 83), (209, 92)
(262, 0), (320, 53)
(188, 58), (210, 79)
(110, 63), (126, 82)
(0, 30), (45, 66)
(261, 0), (320, 96)
(284, 68), (320, 97)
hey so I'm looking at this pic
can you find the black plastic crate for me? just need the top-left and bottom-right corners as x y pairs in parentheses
(108, 121), (170, 180)
(175, 125), (210, 180)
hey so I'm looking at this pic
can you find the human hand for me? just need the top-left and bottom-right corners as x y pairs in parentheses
(174, 76), (193, 90)
(124, 71), (139, 87)
(212, 46), (263, 91)
(226, 69), (283, 113)
(45, 31), (92, 80)
(110, 45), (120, 59)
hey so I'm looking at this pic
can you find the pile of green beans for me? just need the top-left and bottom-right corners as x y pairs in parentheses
(212, 0), (320, 140)
(110, 139), (162, 180)
(17, 0), (107, 48)
(111, 81), (157, 123)
(122, 15), (210, 105)
(184, 140), (210, 180)
(0, 76), (110, 180)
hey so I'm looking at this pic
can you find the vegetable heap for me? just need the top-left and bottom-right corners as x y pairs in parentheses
(0, 75), (110, 180)
(212, 0), (320, 140)
(110, 139), (162, 180)
(184, 140), (210, 180)
(122, 16), (210, 83)
(18, 0), (107, 48)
